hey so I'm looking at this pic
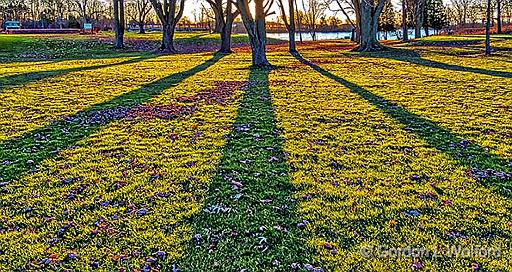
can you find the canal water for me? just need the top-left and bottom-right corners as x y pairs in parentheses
(267, 29), (428, 41)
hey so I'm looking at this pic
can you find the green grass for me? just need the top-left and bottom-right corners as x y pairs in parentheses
(0, 34), (117, 62)
(0, 33), (511, 271)
(180, 67), (309, 271)
(0, 31), (282, 63)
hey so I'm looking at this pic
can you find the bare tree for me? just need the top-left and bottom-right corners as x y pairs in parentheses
(327, 0), (358, 40)
(295, 0), (304, 42)
(301, 0), (325, 41)
(325, 0), (385, 50)
(149, 0), (186, 52)
(485, 0), (491, 55)
(207, 0), (223, 32)
(199, 3), (215, 30)
(235, 0), (274, 66)
(113, 0), (125, 48)
(277, 0), (297, 52)
(413, 0), (425, 38)
(402, 0), (408, 40)
(89, 0), (109, 21)
(206, 0), (240, 53)
(71, 0), (90, 24)
(379, 0), (396, 39)
(497, 0), (502, 33)
(449, 0), (471, 25)
(126, 0), (152, 33)
(355, 0), (386, 51)
(504, 0), (511, 25)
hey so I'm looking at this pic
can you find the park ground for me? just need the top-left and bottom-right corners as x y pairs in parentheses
(0, 32), (512, 271)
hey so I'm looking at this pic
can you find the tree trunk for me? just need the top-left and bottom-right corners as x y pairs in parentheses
(213, 9), (224, 33)
(209, 0), (224, 34)
(161, 24), (176, 53)
(354, 0), (384, 51)
(237, 0), (270, 67)
(485, 0), (491, 55)
(113, 0), (125, 49)
(402, 0), (408, 41)
(288, 0), (296, 53)
(357, 17), (378, 50)
(424, 25), (429, 36)
(353, 0), (361, 43)
(150, 0), (185, 53)
(120, 0), (125, 36)
(248, 16), (270, 67)
(414, 0), (424, 39)
(295, 0), (303, 43)
(219, 18), (234, 53)
(414, 25), (421, 39)
(497, 0), (502, 34)
(138, 22), (145, 34)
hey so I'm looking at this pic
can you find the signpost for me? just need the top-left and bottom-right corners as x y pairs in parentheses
(83, 23), (93, 34)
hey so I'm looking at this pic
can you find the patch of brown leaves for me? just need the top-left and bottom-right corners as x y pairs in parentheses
(127, 81), (246, 121)
(177, 81), (246, 106)
(126, 105), (196, 120)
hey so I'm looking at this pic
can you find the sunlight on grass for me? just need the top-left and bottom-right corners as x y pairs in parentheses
(0, 53), (250, 270)
(268, 52), (512, 270)
(0, 33), (511, 271)
(0, 54), (210, 143)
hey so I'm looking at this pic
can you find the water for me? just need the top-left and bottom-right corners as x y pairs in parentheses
(267, 29), (427, 41)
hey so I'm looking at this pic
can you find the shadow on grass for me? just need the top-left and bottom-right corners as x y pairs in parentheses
(179, 67), (308, 270)
(0, 53), (225, 183)
(293, 53), (512, 196)
(0, 53), (155, 92)
(410, 39), (482, 47)
(363, 48), (512, 79)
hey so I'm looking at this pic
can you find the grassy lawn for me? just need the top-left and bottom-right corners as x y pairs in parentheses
(0, 31), (281, 62)
(0, 33), (511, 271)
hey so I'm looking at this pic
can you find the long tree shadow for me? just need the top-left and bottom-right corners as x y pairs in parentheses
(293, 53), (512, 197)
(0, 53), (155, 92)
(0, 53), (225, 184)
(178, 67), (309, 270)
(363, 48), (512, 79)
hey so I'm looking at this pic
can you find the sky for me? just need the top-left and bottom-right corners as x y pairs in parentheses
(180, 0), (449, 23)
(181, 0), (353, 23)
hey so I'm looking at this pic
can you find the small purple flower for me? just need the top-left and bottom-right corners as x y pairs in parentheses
(67, 252), (77, 260)
(153, 251), (166, 259)
(185, 161), (196, 167)
(90, 262), (100, 269)
(269, 156), (279, 162)
(297, 220), (310, 228)
(304, 264), (315, 271)
(41, 258), (51, 266)
(411, 261), (423, 270)
(137, 208), (148, 216)
(409, 174), (420, 181)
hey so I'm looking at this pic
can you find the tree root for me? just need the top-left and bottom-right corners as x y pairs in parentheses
(352, 43), (386, 52)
